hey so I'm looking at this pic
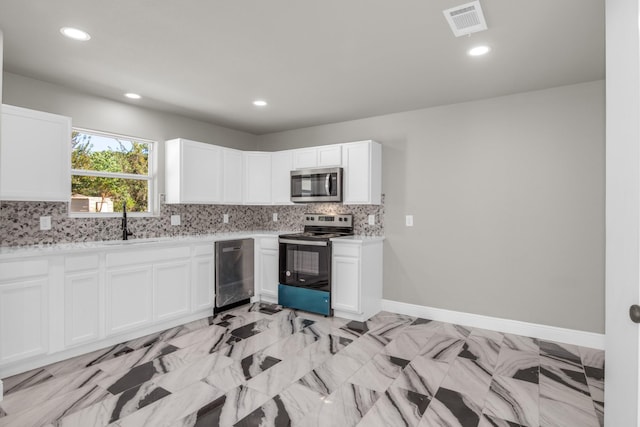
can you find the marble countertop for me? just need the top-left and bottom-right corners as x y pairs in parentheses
(331, 235), (386, 244)
(0, 231), (385, 259)
(0, 231), (287, 259)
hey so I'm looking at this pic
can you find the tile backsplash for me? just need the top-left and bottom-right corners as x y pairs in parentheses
(0, 197), (384, 246)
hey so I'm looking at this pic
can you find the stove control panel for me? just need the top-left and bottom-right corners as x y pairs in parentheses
(303, 213), (353, 228)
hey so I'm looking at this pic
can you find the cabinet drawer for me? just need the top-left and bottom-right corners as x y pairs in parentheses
(258, 237), (279, 250)
(106, 246), (190, 267)
(193, 244), (214, 257)
(332, 244), (360, 258)
(0, 259), (49, 281)
(65, 254), (100, 272)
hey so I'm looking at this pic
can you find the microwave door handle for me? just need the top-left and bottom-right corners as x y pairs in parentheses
(325, 174), (331, 196)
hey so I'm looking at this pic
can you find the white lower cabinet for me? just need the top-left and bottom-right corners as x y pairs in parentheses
(0, 259), (49, 364)
(64, 254), (100, 347)
(154, 260), (191, 321)
(106, 265), (153, 335)
(255, 237), (279, 303)
(331, 238), (384, 321)
(192, 245), (215, 311)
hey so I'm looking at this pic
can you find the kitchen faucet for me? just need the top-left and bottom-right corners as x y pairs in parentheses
(122, 203), (133, 240)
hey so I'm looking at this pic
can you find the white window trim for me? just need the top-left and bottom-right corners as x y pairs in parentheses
(69, 127), (159, 218)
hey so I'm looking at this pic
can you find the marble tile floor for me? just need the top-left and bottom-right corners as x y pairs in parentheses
(0, 303), (604, 427)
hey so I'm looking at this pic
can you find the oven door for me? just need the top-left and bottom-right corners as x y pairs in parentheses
(279, 239), (331, 291)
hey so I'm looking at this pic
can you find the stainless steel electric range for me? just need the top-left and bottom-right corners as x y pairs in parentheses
(278, 213), (353, 316)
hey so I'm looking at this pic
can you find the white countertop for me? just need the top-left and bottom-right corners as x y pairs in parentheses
(0, 231), (385, 259)
(331, 235), (386, 244)
(0, 231), (287, 259)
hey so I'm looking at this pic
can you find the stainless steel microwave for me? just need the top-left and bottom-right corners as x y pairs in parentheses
(290, 167), (343, 203)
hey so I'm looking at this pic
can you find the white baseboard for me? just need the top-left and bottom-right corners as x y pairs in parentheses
(381, 299), (605, 350)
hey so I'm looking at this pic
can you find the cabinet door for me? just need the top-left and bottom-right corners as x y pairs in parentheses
(1, 105), (71, 201)
(222, 148), (244, 204)
(317, 145), (342, 167)
(106, 266), (153, 335)
(331, 256), (361, 314)
(154, 260), (191, 321)
(0, 278), (49, 363)
(181, 140), (223, 203)
(271, 150), (293, 205)
(343, 142), (371, 204)
(64, 272), (100, 347)
(193, 255), (215, 311)
(258, 248), (279, 301)
(244, 152), (272, 204)
(292, 148), (317, 169)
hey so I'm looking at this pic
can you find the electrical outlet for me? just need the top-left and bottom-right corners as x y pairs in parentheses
(368, 214), (376, 225)
(405, 215), (414, 227)
(273, 213), (278, 222)
(223, 213), (229, 224)
(39, 216), (52, 231)
(170, 215), (181, 226)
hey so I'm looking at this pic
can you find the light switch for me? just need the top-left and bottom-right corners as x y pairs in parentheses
(368, 214), (376, 225)
(405, 215), (414, 227)
(170, 215), (181, 226)
(273, 213), (278, 222)
(40, 216), (52, 231)
(223, 213), (229, 224)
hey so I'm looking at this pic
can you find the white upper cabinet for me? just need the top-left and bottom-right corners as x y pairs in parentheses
(1, 104), (71, 202)
(292, 144), (342, 169)
(222, 148), (243, 204)
(243, 152), (272, 205)
(317, 145), (342, 167)
(271, 150), (294, 205)
(164, 138), (381, 206)
(292, 148), (317, 169)
(165, 138), (223, 204)
(342, 140), (382, 205)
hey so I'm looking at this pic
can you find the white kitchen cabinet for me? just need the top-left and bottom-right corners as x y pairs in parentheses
(165, 138), (223, 204)
(64, 255), (100, 348)
(243, 152), (272, 204)
(331, 238), (383, 321)
(0, 258), (49, 364)
(342, 140), (382, 205)
(105, 246), (192, 334)
(105, 265), (153, 335)
(317, 145), (342, 167)
(192, 244), (215, 311)
(271, 150), (294, 205)
(222, 148), (243, 204)
(255, 236), (279, 303)
(0, 104), (71, 202)
(292, 145), (342, 170)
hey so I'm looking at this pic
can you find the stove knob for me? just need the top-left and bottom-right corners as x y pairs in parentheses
(286, 271), (291, 277)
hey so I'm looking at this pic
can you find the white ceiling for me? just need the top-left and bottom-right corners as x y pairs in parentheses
(0, 0), (605, 135)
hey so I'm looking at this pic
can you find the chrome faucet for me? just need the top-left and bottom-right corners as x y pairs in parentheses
(122, 204), (133, 240)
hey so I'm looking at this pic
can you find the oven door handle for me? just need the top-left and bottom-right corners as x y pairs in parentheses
(279, 238), (329, 247)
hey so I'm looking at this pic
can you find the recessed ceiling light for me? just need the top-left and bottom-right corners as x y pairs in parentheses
(60, 27), (91, 41)
(124, 93), (142, 100)
(253, 100), (268, 107)
(468, 45), (491, 56)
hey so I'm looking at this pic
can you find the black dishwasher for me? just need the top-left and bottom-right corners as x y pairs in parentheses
(215, 238), (254, 314)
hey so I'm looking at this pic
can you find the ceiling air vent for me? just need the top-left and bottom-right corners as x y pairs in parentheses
(443, 1), (488, 37)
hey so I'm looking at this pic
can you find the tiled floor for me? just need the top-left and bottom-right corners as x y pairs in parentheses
(0, 303), (604, 427)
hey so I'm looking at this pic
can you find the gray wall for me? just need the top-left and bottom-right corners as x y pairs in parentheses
(259, 81), (605, 333)
(2, 72), (258, 194)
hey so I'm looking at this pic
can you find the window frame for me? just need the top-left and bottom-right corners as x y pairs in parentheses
(69, 127), (158, 218)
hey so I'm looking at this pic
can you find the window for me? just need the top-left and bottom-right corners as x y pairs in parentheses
(70, 128), (156, 215)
